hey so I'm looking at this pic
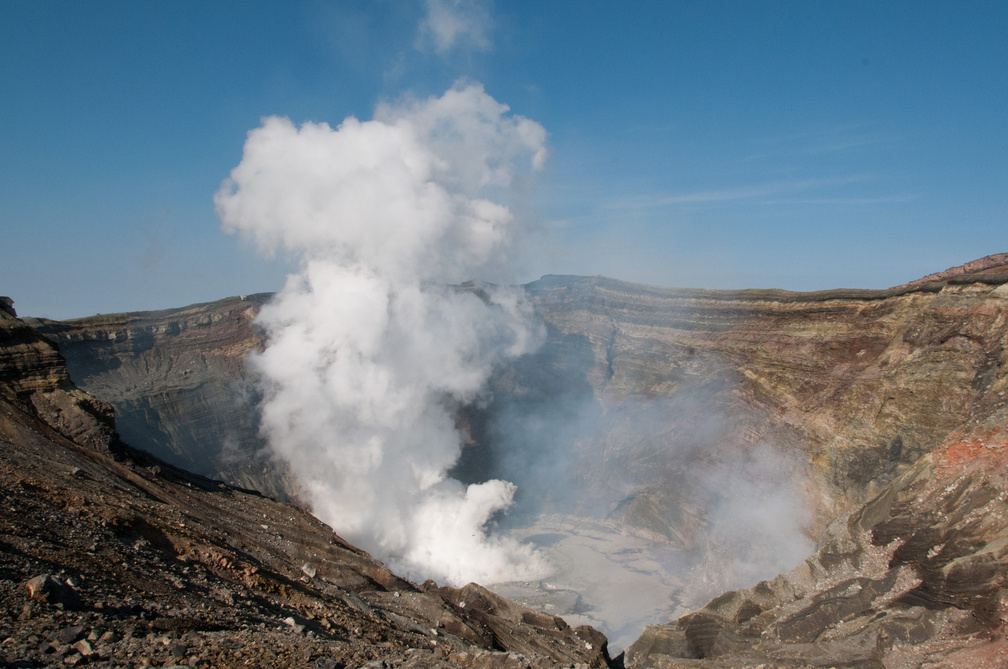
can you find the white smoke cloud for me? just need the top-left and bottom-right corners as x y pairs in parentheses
(416, 0), (493, 54)
(701, 442), (814, 589)
(215, 81), (549, 585)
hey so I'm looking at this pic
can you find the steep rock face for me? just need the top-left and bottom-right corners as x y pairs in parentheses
(445, 262), (1008, 624)
(27, 294), (294, 499)
(510, 269), (1008, 536)
(0, 304), (613, 668)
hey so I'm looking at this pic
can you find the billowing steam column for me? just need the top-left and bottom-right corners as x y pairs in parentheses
(215, 82), (549, 585)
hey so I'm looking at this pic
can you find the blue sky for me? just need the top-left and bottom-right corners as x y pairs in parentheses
(2, 1), (1006, 319)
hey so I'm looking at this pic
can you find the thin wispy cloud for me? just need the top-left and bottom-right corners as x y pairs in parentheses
(795, 135), (893, 157)
(764, 194), (918, 205)
(416, 0), (492, 54)
(740, 123), (896, 163)
(606, 175), (872, 210)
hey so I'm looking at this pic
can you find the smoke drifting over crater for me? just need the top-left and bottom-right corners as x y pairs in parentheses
(215, 82), (816, 646)
(215, 82), (549, 585)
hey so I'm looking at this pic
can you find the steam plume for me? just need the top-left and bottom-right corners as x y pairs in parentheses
(215, 81), (549, 585)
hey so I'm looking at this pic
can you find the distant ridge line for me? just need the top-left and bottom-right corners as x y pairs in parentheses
(898, 252), (1008, 288)
(17, 256), (1008, 325)
(530, 267), (1008, 305)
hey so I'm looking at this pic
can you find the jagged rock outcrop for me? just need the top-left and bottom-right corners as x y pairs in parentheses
(0, 299), (118, 455)
(0, 302), (613, 668)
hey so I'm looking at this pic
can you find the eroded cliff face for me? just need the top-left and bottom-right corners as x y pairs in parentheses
(37, 268), (1008, 537)
(27, 294), (296, 500)
(512, 272), (1008, 539)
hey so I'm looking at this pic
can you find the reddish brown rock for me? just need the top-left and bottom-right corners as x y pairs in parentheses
(899, 251), (1008, 287)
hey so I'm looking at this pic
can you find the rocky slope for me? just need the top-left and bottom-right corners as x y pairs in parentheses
(625, 424), (1008, 668)
(0, 302), (613, 668)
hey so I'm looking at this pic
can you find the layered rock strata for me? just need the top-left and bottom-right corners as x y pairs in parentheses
(0, 298), (118, 455)
(511, 265), (1008, 535)
(27, 294), (293, 500)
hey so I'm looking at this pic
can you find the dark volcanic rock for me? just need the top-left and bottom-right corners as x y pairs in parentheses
(25, 574), (81, 609)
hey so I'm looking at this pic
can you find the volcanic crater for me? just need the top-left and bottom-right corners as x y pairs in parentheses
(4, 253), (1008, 667)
